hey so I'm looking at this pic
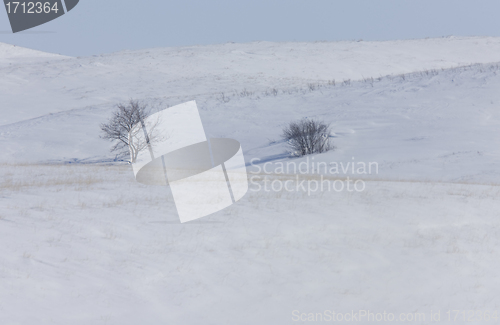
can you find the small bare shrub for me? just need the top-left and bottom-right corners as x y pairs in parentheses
(282, 119), (332, 156)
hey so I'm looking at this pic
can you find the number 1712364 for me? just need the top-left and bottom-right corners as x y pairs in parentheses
(5, 2), (59, 14)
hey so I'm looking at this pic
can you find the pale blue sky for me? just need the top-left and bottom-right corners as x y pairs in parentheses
(1, 0), (499, 56)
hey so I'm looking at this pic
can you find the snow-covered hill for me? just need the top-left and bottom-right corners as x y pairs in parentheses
(2, 36), (500, 126)
(1, 37), (500, 183)
(1, 37), (500, 325)
(0, 42), (67, 65)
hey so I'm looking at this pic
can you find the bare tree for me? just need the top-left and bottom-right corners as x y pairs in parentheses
(100, 100), (163, 163)
(282, 118), (332, 156)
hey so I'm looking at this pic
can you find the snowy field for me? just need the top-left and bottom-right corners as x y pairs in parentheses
(1, 37), (500, 324)
(1, 164), (500, 324)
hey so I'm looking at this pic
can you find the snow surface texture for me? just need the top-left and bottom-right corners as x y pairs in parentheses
(1, 37), (500, 324)
(1, 165), (499, 325)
